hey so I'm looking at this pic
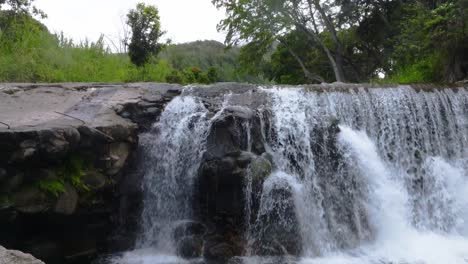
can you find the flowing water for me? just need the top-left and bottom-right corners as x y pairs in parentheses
(111, 85), (468, 264)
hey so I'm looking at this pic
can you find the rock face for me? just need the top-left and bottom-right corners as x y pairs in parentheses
(0, 83), (182, 263)
(0, 246), (44, 264)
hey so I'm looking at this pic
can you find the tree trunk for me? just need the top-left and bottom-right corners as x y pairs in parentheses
(312, 0), (347, 82)
(279, 39), (325, 83)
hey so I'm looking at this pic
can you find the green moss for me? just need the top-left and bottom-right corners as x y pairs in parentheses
(0, 195), (13, 209)
(37, 179), (65, 197)
(56, 155), (90, 191)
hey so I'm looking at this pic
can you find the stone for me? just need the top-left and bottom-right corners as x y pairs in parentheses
(173, 220), (207, 241)
(54, 183), (78, 215)
(12, 187), (50, 214)
(176, 236), (204, 258)
(82, 171), (107, 190)
(249, 155), (272, 183)
(0, 172), (23, 193)
(0, 246), (45, 264)
(38, 129), (70, 159)
(105, 142), (131, 175)
(236, 151), (254, 168)
(204, 242), (235, 261)
(0, 168), (6, 182)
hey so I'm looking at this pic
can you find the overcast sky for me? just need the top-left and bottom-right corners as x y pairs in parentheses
(34, 0), (226, 46)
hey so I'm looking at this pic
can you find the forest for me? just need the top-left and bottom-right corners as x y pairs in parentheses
(0, 0), (466, 84)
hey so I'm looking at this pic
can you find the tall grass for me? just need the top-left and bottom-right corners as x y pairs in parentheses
(0, 14), (171, 83)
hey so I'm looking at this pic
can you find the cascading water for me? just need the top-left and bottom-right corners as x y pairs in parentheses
(250, 86), (468, 264)
(112, 84), (468, 264)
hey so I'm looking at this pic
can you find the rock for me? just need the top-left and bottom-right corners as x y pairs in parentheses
(249, 155), (272, 183)
(39, 129), (70, 158)
(105, 142), (131, 175)
(12, 187), (50, 214)
(0, 168), (6, 182)
(82, 171), (107, 190)
(54, 183), (78, 215)
(236, 151), (254, 168)
(0, 246), (45, 264)
(0, 172), (23, 193)
(204, 242), (235, 261)
(173, 220), (207, 241)
(176, 236), (204, 258)
(10, 141), (37, 162)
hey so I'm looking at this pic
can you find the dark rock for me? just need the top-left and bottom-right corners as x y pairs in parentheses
(0, 172), (23, 193)
(0, 168), (7, 182)
(39, 129), (70, 159)
(176, 236), (204, 258)
(173, 220), (207, 241)
(104, 142), (131, 175)
(204, 242), (235, 261)
(12, 187), (50, 214)
(236, 151), (254, 168)
(83, 171), (107, 190)
(249, 156), (272, 183)
(54, 183), (78, 215)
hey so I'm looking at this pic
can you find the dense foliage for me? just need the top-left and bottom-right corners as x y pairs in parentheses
(0, 0), (465, 84)
(126, 3), (165, 67)
(214, 0), (467, 83)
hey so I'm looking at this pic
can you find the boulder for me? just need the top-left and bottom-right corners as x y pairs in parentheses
(12, 187), (50, 214)
(203, 242), (235, 261)
(173, 220), (207, 241)
(176, 236), (204, 258)
(0, 246), (45, 264)
(0, 172), (23, 193)
(83, 171), (107, 190)
(54, 183), (78, 215)
(105, 142), (131, 175)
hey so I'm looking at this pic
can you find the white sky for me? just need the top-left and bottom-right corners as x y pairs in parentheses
(34, 0), (226, 45)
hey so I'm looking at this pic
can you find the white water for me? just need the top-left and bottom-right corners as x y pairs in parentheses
(111, 85), (468, 264)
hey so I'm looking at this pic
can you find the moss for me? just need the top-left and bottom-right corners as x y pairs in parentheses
(35, 155), (92, 197)
(56, 155), (91, 192)
(37, 179), (65, 197)
(0, 195), (13, 209)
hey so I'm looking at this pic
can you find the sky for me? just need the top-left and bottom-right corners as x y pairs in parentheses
(34, 0), (226, 46)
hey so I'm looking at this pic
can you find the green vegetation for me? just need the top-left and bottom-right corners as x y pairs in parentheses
(0, 0), (466, 84)
(213, 0), (467, 83)
(126, 3), (165, 67)
(37, 155), (91, 196)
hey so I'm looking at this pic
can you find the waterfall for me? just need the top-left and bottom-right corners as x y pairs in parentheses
(253, 86), (468, 263)
(137, 96), (212, 251)
(111, 85), (468, 264)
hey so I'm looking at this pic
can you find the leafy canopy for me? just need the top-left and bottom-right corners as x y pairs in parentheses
(126, 3), (165, 67)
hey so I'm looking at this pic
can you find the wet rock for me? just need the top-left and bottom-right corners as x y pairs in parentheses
(83, 171), (107, 190)
(249, 155), (272, 183)
(105, 142), (131, 175)
(0, 168), (6, 182)
(173, 220), (207, 241)
(177, 236), (204, 258)
(11, 187), (50, 214)
(204, 242), (235, 261)
(0, 246), (45, 264)
(0, 172), (23, 193)
(236, 151), (254, 168)
(39, 129), (70, 159)
(54, 183), (78, 215)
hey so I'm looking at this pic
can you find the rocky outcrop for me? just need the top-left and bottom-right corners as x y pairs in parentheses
(0, 83), (182, 263)
(0, 246), (44, 264)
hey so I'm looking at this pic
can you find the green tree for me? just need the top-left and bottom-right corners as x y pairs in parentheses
(212, 0), (378, 82)
(126, 3), (165, 67)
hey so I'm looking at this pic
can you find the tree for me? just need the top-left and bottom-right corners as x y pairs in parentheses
(126, 3), (165, 67)
(0, 0), (45, 18)
(212, 0), (377, 82)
